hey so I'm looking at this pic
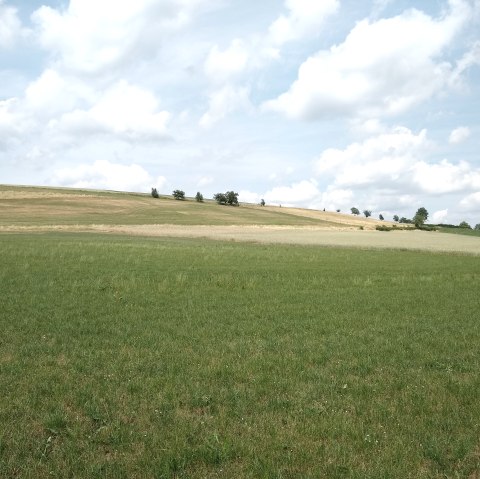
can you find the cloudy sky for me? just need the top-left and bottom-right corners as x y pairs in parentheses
(1, 0), (479, 224)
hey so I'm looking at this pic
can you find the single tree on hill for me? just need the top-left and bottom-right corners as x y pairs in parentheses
(260, 199), (265, 206)
(393, 215), (399, 222)
(151, 187), (159, 198)
(413, 207), (429, 227)
(172, 190), (185, 200)
(351, 207), (360, 215)
(195, 192), (204, 202)
(459, 221), (471, 229)
(363, 210), (372, 218)
(379, 214), (384, 221)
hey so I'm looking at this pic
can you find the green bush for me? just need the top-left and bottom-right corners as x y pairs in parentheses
(172, 190), (185, 200)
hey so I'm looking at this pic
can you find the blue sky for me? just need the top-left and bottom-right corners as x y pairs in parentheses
(1, 0), (479, 224)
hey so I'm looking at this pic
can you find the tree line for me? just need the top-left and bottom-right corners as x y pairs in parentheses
(151, 189), (479, 229)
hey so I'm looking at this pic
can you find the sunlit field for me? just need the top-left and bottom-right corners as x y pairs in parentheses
(1, 233), (479, 478)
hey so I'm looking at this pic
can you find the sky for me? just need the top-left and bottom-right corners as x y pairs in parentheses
(1, 0), (479, 224)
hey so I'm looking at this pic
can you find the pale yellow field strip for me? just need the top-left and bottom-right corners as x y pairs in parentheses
(1, 224), (479, 254)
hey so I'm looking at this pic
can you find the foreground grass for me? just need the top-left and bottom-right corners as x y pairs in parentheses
(1, 234), (479, 478)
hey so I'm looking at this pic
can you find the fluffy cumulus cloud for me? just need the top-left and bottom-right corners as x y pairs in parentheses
(460, 192), (480, 212)
(50, 160), (166, 192)
(0, 0), (25, 48)
(32, 0), (206, 75)
(201, 0), (339, 120)
(204, 0), (339, 81)
(264, 0), (474, 120)
(432, 209), (449, 223)
(264, 180), (320, 205)
(204, 39), (249, 82)
(311, 126), (480, 213)
(267, 0), (339, 48)
(449, 126), (471, 144)
(55, 80), (170, 140)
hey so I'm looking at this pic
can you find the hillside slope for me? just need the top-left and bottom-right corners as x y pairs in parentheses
(0, 185), (388, 229)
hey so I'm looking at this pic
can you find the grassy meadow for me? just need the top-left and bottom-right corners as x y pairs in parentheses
(1, 232), (480, 478)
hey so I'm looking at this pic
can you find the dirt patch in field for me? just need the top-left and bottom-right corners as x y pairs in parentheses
(1, 224), (479, 254)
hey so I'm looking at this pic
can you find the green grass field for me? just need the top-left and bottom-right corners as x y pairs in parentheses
(439, 227), (480, 238)
(1, 233), (479, 478)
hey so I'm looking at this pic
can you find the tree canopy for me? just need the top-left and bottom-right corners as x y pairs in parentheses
(351, 207), (360, 215)
(413, 207), (428, 226)
(172, 190), (185, 200)
(214, 191), (239, 206)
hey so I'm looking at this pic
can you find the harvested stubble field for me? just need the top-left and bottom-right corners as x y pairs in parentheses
(1, 185), (479, 254)
(1, 186), (480, 478)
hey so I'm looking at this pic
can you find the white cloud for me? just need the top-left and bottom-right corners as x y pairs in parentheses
(267, 0), (339, 47)
(412, 159), (480, 193)
(459, 192), (480, 212)
(264, 179), (320, 205)
(449, 126), (471, 144)
(0, 0), (25, 48)
(239, 190), (261, 204)
(264, 0), (473, 120)
(201, 0), (339, 118)
(50, 159), (165, 192)
(55, 80), (170, 140)
(204, 39), (249, 82)
(432, 209), (449, 223)
(32, 0), (207, 74)
(314, 126), (480, 200)
(24, 69), (94, 119)
(199, 85), (250, 128)
(315, 127), (430, 187)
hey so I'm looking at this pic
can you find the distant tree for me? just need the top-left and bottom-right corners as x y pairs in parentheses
(363, 210), (372, 218)
(151, 187), (159, 198)
(415, 207), (429, 221)
(260, 199), (265, 206)
(225, 191), (239, 206)
(213, 193), (227, 205)
(413, 213), (425, 228)
(172, 190), (185, 200)
(379, 214), (384, 221)
(336, 209), (341, 213)
(351, 207), (360, 215)
(459, 221), (471, 229)
(475, 224), (480, 231)
(195, 192), (204, 202)
(214, 191), (239, 206)
(399, 217), (413, 224)
(412, 207), (429, 227)
(393, 215), (399, 222)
